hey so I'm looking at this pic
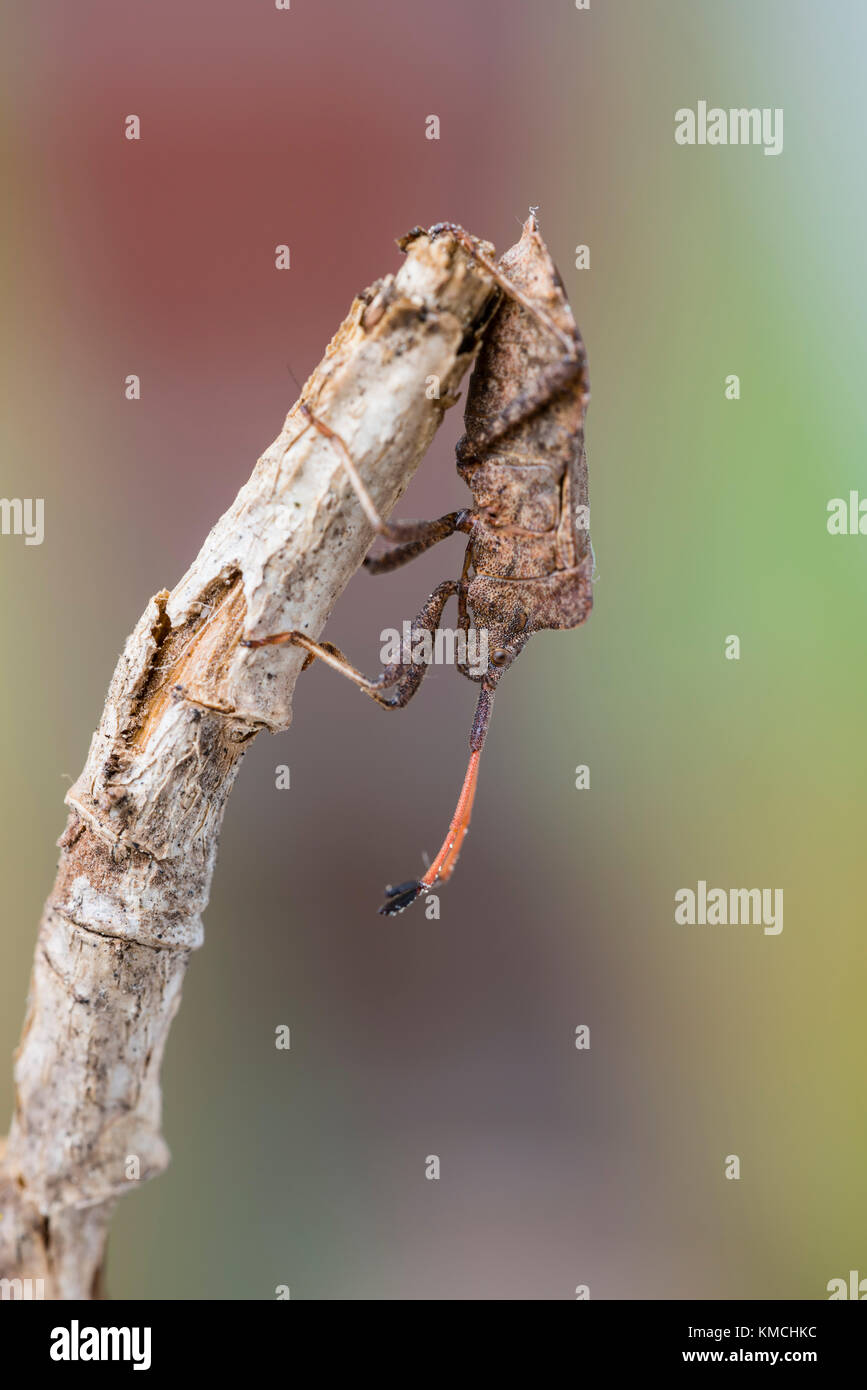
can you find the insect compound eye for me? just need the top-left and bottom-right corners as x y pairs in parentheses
(491, 648), (510, 667)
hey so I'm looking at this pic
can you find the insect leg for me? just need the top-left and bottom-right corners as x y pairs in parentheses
(364, 511), (472, 575)
(379, 682), (495, 915)
(457, 352), (587, 463)
(241, 579), (459, 711)
(454, 540), (477, 681)
(300, 402), (458, 546)
(428, 220), (574, 356)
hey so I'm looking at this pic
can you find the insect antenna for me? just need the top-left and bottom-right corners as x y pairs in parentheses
(428, 217), (574, 357)
(379, 685), (494, 916)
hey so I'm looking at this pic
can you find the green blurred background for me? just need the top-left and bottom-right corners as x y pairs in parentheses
(1, 0), (864, 1298)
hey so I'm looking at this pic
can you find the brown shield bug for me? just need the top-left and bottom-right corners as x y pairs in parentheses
(243, 212), (592, 914)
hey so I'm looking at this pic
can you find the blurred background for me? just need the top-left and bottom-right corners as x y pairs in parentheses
(1, 0), (865, 1299)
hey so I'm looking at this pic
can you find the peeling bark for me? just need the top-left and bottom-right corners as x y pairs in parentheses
(0, 229), (496, 1299)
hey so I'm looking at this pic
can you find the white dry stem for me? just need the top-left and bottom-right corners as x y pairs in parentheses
(0, 230), (495, 1299)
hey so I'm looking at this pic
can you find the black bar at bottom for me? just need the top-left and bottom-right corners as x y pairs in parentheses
(4, 1297), (863, 1374)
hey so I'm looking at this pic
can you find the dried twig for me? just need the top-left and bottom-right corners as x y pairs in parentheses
(0, 229), (496, 1299)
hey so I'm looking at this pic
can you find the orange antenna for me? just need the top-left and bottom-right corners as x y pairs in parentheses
(380, 687), (493, 916)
